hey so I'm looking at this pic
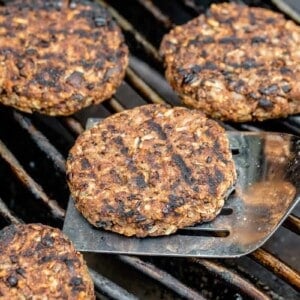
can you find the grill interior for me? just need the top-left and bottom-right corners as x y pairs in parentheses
(0, 0), (299, 299)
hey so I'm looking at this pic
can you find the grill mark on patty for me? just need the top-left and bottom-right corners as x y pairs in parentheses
(188, 36), (215, 46)
(280, 67), (292, 75)
(134, 174), (147, 189)
(213, 140), (228, 164)
(219, 36), (243, 45)
(248, 11), (256, 25)
(145, 112), (198, 190)
(172, 154), (194, 186)
(35, 67), (63, 88)
(207, 166), (225, 196)
(0, 225), (16, 250)
(147, 120), (167, 140)
(113, 135), (147, 189)
(259, 84), (278, 95)
(251, 36), (267, 44)
(183, 56), (263, 87)
(258, 98), (274, 110)
(224, 57), (262, 70)
(39, 53), (66, 61)
(163, 194), (186, 215)
(80, 158), (91, 170)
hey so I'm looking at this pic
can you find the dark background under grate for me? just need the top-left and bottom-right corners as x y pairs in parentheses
(0, 0), (299, 299)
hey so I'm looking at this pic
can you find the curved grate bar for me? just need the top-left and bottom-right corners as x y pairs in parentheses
(13, 111), (66, 173)
(250, 248), (300, 292)
(89, 268), (138, 300)
(271, 0), (300, 23)
(119, 255), (206, 300)
(0, 196), (23, 225)
(0, 139), (65, 219)
(137, 0), (174, 29)
(283, 214), (300, 235)
(62, 117), (84, 135)
(109, 98), (126, 113)
(190, 258), (271, 300)
(126, 66), (166, 104)
(181, 0), (203, 14)
(97, 0), (161, 62)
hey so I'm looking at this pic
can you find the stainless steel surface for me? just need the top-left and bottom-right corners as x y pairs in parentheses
(63, 126), (300, 257)
(271, 0), (300, 23)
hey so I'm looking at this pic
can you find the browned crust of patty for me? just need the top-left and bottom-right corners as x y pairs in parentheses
(0, 0), (128, 116)
(160, 3), (300, 122)
(66, 104), (236, 237)
(0, 224), (95, 299)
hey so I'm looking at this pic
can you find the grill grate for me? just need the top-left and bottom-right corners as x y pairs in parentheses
(0, 0), (299, 299)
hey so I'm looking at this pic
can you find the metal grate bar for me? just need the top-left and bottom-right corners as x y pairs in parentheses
(126, 66), (166, 104)
(279, 120), (300, 136)
(62, 117), (84, 135)
(97, 0), (161, 62)
(0, 139), (65, 219)
(250, 248), (300, 291)
(137, 0), (174, 29)
(89, 268), (138, 300)
(190, 258), (270, 300)
(13, 112), (66, 173)
(283, 214), (300, 235)
(119, 255), (206, 300)
(0, 197), (23, 225)
(181, 0), (201, 14)
(109, 98), (125, 113)
(271, 0), (300, 23)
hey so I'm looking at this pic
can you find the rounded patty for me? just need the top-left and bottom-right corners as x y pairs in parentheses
(0, 223), (95, 299)
(160, 3), (300, 122)
(0, 0), (128, 116)
(66, 104), (236, 237)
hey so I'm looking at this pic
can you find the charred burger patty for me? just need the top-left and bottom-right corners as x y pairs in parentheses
(0, 223), (95, 299)
(66, 104), (236, 237)
(160, 3), (300, 122)
(0, 0), (128, 115)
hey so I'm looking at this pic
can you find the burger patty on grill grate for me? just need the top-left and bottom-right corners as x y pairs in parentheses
(66, 104), (236, 237)
(0, 0), (128, 116)
(160, 3), (300, 122)
(0, 223), (95, 299)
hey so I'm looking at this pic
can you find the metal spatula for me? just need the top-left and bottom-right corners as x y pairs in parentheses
(63, 119), (300, 257)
